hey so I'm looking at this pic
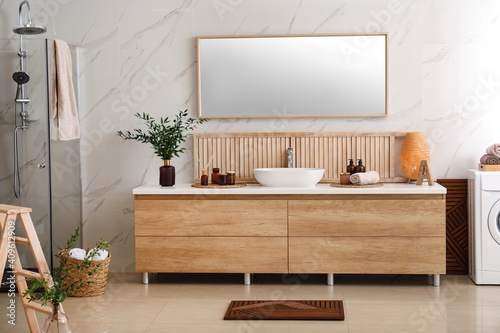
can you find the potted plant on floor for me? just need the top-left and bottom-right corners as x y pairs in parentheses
(23, 228), (110, 333)
(117, 109), (207, 186)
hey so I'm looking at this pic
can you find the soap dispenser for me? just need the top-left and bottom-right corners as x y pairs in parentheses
(347, 159), (356, 174)
(355, 159), (365, 173)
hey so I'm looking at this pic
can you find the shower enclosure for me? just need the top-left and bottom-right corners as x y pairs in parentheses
(0, 37), (82, 269)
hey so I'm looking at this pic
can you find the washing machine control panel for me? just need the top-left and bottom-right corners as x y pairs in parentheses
(480, 171), (500, 191)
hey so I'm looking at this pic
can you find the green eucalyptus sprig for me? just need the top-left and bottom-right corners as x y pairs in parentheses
(117, 109), (207, 161)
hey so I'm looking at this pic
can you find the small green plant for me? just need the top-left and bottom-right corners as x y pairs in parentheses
(23, 228), (110, 329)
(117, 109), (207, 161)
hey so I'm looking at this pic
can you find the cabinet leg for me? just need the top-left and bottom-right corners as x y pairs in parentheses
(244, 273), (251, 285)
(433, 274), (440, 287)
(327, 274), (334, 286)
(142, 273), (149, 285)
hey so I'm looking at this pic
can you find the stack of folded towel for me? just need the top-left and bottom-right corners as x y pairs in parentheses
(480, 143), (500, 165)
(69, 248), (109, 261)
(350, 171), (380, 185)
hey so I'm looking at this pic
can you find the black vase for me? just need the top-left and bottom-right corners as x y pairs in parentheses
(159, 160), (175, 186)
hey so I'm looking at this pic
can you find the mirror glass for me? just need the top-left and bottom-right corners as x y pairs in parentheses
(197, 34), (387, 118)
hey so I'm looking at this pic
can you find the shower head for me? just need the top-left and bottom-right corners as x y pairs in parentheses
(13, 72), (30, 103)
(12, 71), (30, 85)
(13, 25), (47, 35)
(13, 0), (47, 35)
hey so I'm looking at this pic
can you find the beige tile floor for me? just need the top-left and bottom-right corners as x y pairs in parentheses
(1, 273), (499, 333)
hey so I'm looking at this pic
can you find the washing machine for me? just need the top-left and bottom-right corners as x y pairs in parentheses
(468, 170), (500, 285)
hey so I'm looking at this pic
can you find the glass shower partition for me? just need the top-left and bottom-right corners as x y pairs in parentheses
(0, 38), (82, 272)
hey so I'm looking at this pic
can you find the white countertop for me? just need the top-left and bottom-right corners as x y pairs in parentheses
(133, 183), (446, 195)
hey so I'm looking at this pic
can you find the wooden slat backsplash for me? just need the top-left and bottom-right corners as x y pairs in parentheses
(193, 132), (407, 183)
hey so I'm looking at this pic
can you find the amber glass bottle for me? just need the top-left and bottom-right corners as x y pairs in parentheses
(201, 170), (208, 185)
(211, 168), (219, 184)
(355, 159), (365, 173)
(347, 159), (356, 174)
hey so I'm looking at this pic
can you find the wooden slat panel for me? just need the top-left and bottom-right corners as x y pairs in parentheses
(221, 138), (226, 173)
(288, 199), (445, 237)
(193, 136), (199, 178)
(390, 135), (395, 178)
(136, 236), (288, 273)
(319, 137), (324, 170)
(289, 237), (446, 274)
(217, 138), (222, 171)
(385, 137), (390, 178)
(193, 132), (407, 183)
(437, 179), (469, 275)
(135, 200), (287, 236)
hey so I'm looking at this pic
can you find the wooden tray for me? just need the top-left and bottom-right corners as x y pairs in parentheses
(330, 183), (383, 188)
(191, 183), (247, 189)
(478, 164), (500, 171)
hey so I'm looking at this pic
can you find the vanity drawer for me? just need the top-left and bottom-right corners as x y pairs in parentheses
(288, 199), (445, 237)
(136, 236), (288, 273)
(289, 236), (446, 274)
(135, 200), (287, 236)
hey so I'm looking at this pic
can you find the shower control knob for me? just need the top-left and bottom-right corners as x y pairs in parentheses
(38, 163), (46, 169)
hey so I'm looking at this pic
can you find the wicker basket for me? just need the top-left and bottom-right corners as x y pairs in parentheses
(60, 250), (111, 297)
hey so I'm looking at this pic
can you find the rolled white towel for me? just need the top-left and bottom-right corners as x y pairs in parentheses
(86, 248), (108, 261)
(486, 143), (500, 158)
(350, 171), (380, 185)
(69, 248), (86, 260)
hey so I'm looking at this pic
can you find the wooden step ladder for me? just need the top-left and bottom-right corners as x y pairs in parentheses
(0, 204), (64, 333)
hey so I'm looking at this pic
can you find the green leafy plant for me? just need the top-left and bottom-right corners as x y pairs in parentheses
(23, 228), (110, 328)
(117, 109), (207, 161)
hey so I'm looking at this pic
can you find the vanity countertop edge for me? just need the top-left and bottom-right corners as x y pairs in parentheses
(133, 183), (447, 195)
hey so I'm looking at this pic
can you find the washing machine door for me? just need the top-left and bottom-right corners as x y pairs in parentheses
(488, 199), (500, 245)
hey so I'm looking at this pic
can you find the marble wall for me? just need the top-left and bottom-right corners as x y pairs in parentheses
(1, 0), (499, 271)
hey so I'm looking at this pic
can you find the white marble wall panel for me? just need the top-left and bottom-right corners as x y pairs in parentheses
(2, 0), (500, 271)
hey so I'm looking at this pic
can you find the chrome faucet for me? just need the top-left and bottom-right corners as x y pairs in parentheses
(287, 147), (293, 168)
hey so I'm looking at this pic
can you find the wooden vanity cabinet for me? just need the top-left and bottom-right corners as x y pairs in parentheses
(134, 196), (288, 273)
(288, 196), (446, 274)
(134, 194), (446, 276)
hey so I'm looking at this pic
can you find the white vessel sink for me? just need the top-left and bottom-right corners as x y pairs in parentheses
(254, 168), (325, 187)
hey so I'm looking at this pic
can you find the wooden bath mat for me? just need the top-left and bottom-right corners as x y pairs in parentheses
(224, 300), (344, 320)
(330, 183), (383, 188)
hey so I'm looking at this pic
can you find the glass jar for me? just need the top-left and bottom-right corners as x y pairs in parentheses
(227, 171), (236, 185)
(340, 173), (351, 185)
(218, 174), (227, 186)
